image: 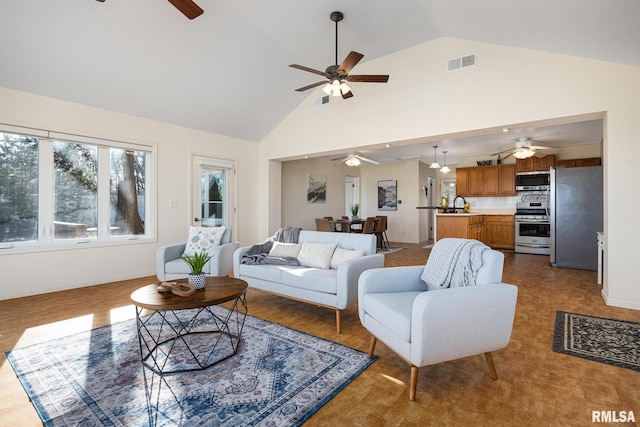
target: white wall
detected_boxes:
[281,157,357,231]
[260,37,640,310]
[0,87,260,300]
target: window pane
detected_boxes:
[110,149,146,236]
[53,141,98,239]
[0,134,39,242]
[200,167,226,227]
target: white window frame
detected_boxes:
[0,124,157,254]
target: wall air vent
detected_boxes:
[314,95,330,107]
[447,54,476,72]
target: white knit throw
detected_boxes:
[420,238,489,291]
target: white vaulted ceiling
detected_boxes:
[0,0,638,145]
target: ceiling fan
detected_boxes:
[289,11,389,99]
[167,0,203,19]
[493,137,551,160]
[332,153,380,167]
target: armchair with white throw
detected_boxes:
[358,238,518,400]
[156,227,239,281]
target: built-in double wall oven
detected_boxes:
[515,192,551,255]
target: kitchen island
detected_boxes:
[435,211,515,250]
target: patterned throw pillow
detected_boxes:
[183,226,226,257]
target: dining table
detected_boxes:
[329,218,365,232]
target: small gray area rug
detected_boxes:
[6,307,376,426]
[553,311,640,372]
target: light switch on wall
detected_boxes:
[169,200,178,208]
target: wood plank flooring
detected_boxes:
[1,243,639,426]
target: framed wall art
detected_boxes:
[377,179,397,211]
[307,173,326,203]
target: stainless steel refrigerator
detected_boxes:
[550,166,603,270]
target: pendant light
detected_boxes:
[440,151,450,173]
[429,146,441,169]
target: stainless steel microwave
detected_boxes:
[516,171,550,191]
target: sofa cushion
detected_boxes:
[330,247,364,269]
[183,226,226,257]
[269,242,302,258]
[363,291,423,342]
[297,242,337,269]
[282,268,338,294]
[238,264,298,283]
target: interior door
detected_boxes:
[191,155,236,231]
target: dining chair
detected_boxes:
[375,215,390,248]
[362,217,376,234]
[373,216,388,250]
[315,218,333,232]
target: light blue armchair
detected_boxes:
[358,244,518,400]
[156,228,239,281]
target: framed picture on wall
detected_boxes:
[307,173,326,203]
[377,179,397,211]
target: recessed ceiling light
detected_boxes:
[502,127,510,133]
[385,144,392,148]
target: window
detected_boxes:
[0,125,155,250]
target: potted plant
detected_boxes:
[350,203,360,220]
[180,251,212,289]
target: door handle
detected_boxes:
[194,218,201,222]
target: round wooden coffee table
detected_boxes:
[131,276,248,375]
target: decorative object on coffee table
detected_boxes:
[180,250,212,289]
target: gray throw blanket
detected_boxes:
[420,238,489,290]
[241,226,302,265]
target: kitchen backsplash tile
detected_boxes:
[467,196,518,210]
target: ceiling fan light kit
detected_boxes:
[345,156,362,167]
[513,148,536,159]
[289,11,389,99]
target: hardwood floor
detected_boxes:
[1,243,639,426]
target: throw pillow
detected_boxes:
[183,226,226,257]
[330,247,365,269]
[269,242,302,258]
[297,242,337,269]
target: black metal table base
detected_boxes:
[135,294,247,375]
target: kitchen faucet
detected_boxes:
[451,195,466,213]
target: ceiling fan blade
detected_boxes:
[491,148,516,156]
[337,51,364,75]
[346,74,390,83]
[341,90,354,99]
[168,0,203,19]
[289,64,330,78]
[294,81,327,92]
[356,155,380,165]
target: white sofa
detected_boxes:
[233,230,385,333]
[156,228,239,281]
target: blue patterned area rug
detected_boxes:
[552,311,640,372]
[6,308,376,426]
